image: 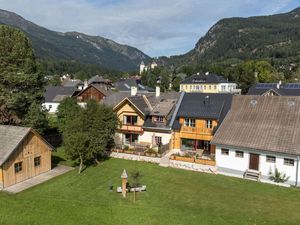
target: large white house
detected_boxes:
[212,95,300,186]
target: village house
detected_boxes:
[211,95,300,186]
[87,75,112,88]
[63,79,84,90]
[0,126,52,189]
[172,93,233,161]
[180,72,241,94]
[111,87,179,151]
[43,86,79,113]
[247,81,300,96]
[113,78,155,93]
[76,84,112,105]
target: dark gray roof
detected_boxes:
[101,92,131,107]
[113,79,155,92]
[212,95,300,155]
[172,93,233,130]
[180,73,228,84]
[88,75,111,85]
[44,86,78,103]
[63,80,83,87]
[247,83,300,96]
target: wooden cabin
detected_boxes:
[76,84,111,103]
[0,126,52,189]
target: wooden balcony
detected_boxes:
[181,126,213,135]
[118,124,143,133]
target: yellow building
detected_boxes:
[180,72,241,94]
[172,93,233,157]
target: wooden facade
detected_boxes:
[0,130,52,188]
[77,85,107,102]
[173,118,217,153]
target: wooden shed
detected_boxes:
[0,125,52,188]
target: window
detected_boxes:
[123,115,138,125]
[221,85,226,91]
[48,105,52,109]
[184,118,195,127]
[209,85,211,90]
[214,85,217,90]
[284,158,294,166]
[235,151,244,158]
[124,133,139,145]
[156,116,164,123]
[34,156,41,167]
[206,120,212,129]
[204,85,206,90]
[221,148,229,155]
[14,162,23,173]
[155,136,162,146]
[266,155,276,163]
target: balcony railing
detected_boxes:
[181,126,213,135]
[119,124,143,133]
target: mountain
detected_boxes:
[0,9,150,71]
[164,7,300,66]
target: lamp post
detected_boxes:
[121,169,128,198]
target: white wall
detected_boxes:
[43,103,60,114]
[139,131,172,145]
[216,145,300,185]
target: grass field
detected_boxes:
[0,155,300,225]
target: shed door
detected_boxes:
[249,153,259,170]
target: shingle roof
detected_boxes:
[180,73,228,84]
[247,83,300,96]
[172,93,233,130]
[0,126,30,166]
[44,86,78,103]
[211,95,300,155]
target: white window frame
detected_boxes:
[221,148,229,155]
[284,158,294,166]
[184,118,195,127]
[206,120,212,129]
[266,155,276,163]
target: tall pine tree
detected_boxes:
[0,25,44,124]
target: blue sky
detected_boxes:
[0,0,299,57]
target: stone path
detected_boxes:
[3,165,74,194]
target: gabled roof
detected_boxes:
[63,80,83,87]
[44,86,78,103]
[101,92,131,108]
[113,97,146,117]
[180,73,229,84]
[88,75,111,85]
[247,83,300,96]
[76,84,112,98]
[113,79,155,92]
[0,126,53,166]
[211,95,300,155]
[172,93,233,130]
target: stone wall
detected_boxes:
[169,160,217,173]
[110,152,161,164]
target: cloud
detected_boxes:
[0,0,297,56]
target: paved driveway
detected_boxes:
[3,165,74,194]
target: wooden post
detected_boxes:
[120,169,128,198]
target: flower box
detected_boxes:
[172,156,195,163]
[195,158,216,166]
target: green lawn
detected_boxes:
[0,157,300,225]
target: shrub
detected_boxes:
[269,167,290,183]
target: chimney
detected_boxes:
[277,80,282,89]
[205,72,209,76]
[197,72,200,75]
[156,86,160,97]
[83,80,88,89]
[131,86,137,96]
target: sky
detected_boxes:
[0,0,299,57]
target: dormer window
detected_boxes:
[156,116,164,123]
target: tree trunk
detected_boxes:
[94,155,100,165]
[78,155,83,174]
[133,190,136,203]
